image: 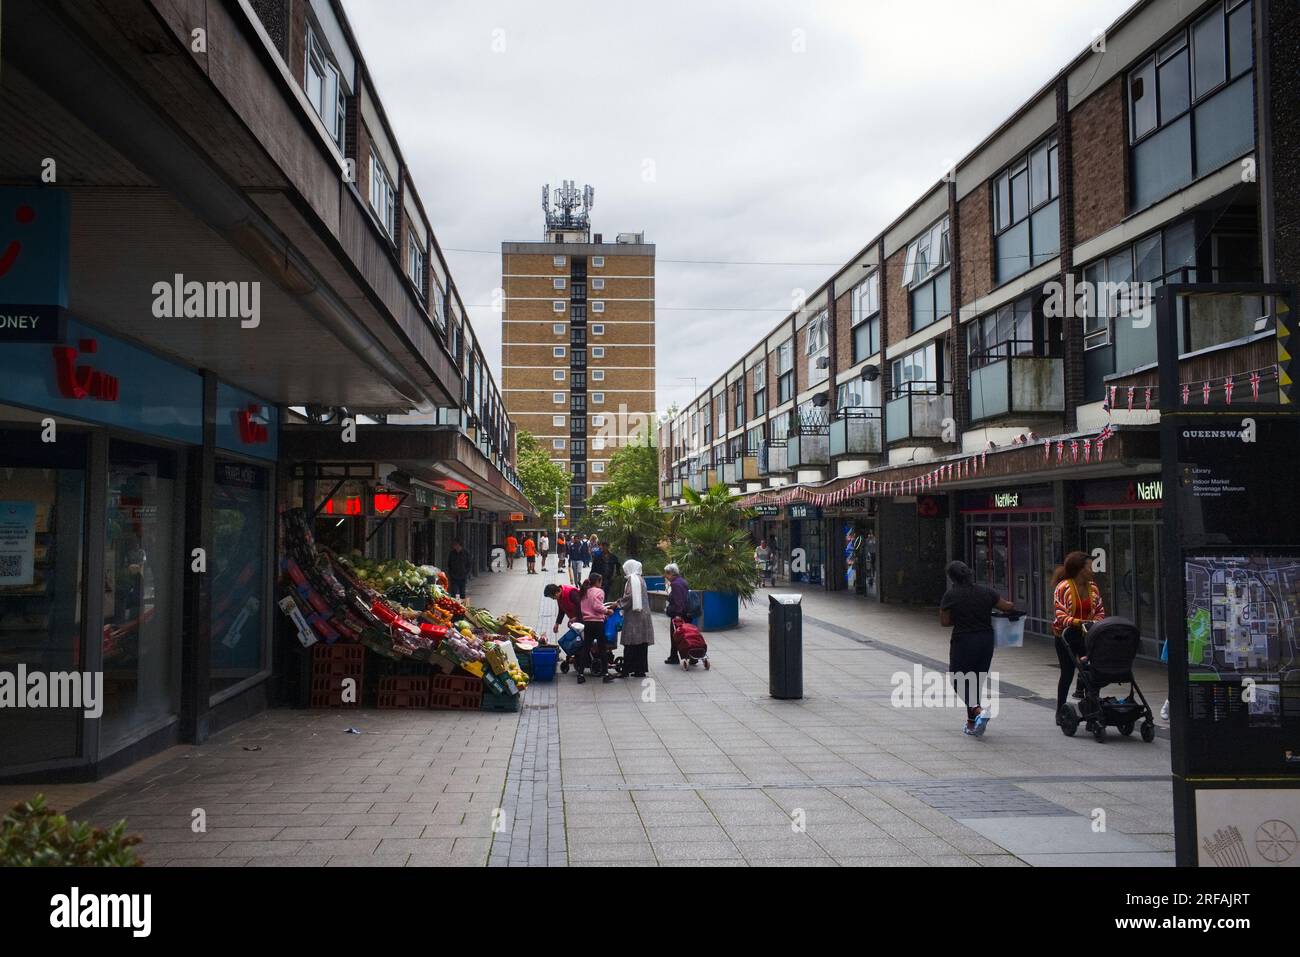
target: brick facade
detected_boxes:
[957,183,993,307]
[1069,75,1128,246]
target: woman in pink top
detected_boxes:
[577,573,612,684]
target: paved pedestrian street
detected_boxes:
[3,565,1174,867]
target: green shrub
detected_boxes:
[0,794,142,867]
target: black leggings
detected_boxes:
[949,630,995,721]
[580,619,609,675]
[1055,627,1087,711]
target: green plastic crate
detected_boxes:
[481,688,520,712]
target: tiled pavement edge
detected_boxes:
[488,570,568,867]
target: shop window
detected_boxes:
[889,341,943,398]
[102,440,181,752]
[0,435,87,767]
[752,357,767,417]
[368,148,396,239]
[210,460,270,697]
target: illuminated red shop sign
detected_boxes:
[235,404,270,444]
[52,338,118,401]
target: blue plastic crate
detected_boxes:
[530,646,558,682]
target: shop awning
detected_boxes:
[739,427,1160,507]
[281,425,534,517]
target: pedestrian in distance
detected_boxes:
[577,572,613,684]
[523,534,537,574]
[662,562,693,664]
[1052,552,1106,724]
[615,558,654,677]
[445,538,471,600]
[539,532,550,571]
[504,532,518,570]
[754,539,773,587]
[568,535,590,587]
[557,534,567,571]
[939,560,1017,737]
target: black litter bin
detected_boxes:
[769,593,803,699]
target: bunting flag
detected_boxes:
[1070,440,1079,463]
[1044,438,1051,463]
[1250,370,1261,400]
[1202,380,1211,405]
[1056,440,1064,465]
[1144,387,1152,412]
[1096,437,1106,461]
[1126,386,1135,411]
[1224,376,1235,405]
[981,449,988,469]
[1083,438,1092,464]
[1182,383,1190,405]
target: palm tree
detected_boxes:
[667,484,761,601]
[596,494,667,571]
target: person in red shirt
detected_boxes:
[523,535,537,574]
[504,533,518,570]
[545,583,582,633]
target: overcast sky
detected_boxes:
[343,0,1134,413]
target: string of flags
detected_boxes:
[736,364,1277,509]
[1102,364,1279,412]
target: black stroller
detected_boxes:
[1057,616,1156,743]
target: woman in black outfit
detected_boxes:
[939,560,1017,737]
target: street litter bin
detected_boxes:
[769,593,803,699]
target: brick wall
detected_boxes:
[834,287,854,366]
[883,248,909,348]
[957,183,993,306]
[1070,75,1128,246]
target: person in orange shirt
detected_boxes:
[504,533,518,570]
[523,535,537,574]
[1052,551,1106,722]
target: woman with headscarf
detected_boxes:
[939,560,1016,737]
[615,558,654,677]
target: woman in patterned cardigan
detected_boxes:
[1052,551,1106,723]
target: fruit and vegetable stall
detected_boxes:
[277,508,552,712]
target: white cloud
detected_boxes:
[342,0,1134,413]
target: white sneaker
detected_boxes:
[1159,699,1170,721]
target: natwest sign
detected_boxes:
[52,338,118,401]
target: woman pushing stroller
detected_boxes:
[1052,551,1106,726]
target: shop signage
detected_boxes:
[751,504,779,516]
[1134,479,1162,502]
[992,492,1019,508]
[235,404,270,444]
[509,512,525,522]
[53,339,119,401]
[453,492,473,511]
[0,188,69,309]
[0,305,64,342]
[373,493,402,514]
[788,504,820,520]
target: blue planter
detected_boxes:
[698,590,739,631]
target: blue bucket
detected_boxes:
[530,646,559,682]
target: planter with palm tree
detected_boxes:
[667,485,761,630]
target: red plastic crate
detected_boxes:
[308,673,361,708]
[376,676,430,709]
[377,691,431,709]
[428,688,483,711]
[311,642,365,679]
[431,674,480,695]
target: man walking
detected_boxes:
[539,532,550,571]
[568,535,589,585]
[504,531,518,570]
[446,539,471,600]
[523,534,537,574]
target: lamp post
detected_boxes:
[554,488,560,573]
